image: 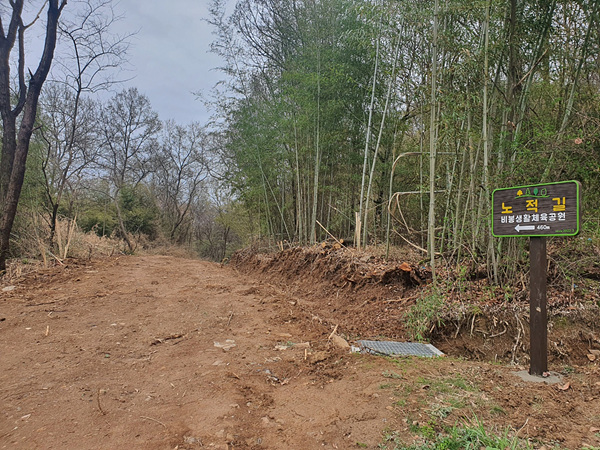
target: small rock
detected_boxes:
[587,354,596,362]
[215,429,226,438]
[2,285,15,292]
[264,356,281,363]
[310,351,328,363]
[214,340,236,351]
[183,436,201,445]
[330,334,350,349]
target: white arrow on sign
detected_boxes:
[515,224,536,232]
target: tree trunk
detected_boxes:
[0,1,66,272]
[310,49,321,245]
[428,0,440,283]
[358,21,381,249]
[363,32,401,247]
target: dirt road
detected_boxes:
[1,255,599,449]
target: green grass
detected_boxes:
[382,370,403,379]
[380,417,530,450]
[428,404,454,419]
[416,375,475,395]
[490,405,506,415]
[404,290,444,342]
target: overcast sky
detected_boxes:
[9,1,227,124]
[109,0,225,124]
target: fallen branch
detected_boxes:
[150,333,185,346]
[384,294,418,303]
[316,220,345,248]
[26,301,57,307]
[516,417,530,437]
[392,229,442,256]
[489,326,508,338]
[140,416,167,428]
[328,324,339,340]
[97,389,106,415]
[47,251,64,265]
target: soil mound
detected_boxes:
[230,245,429,340]
[230,244,600,367]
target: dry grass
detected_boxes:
[2,216,124,283]
[2,259,45,282]
[2,216,202,283]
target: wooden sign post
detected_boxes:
[492,181,581,376]
[529,236,547,375]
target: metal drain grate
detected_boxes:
[357,340,444,358]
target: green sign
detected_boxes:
[492,181,581,237]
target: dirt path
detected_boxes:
[1,256,401,449]
[1,255,599,449]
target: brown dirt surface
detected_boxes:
[2,252,600,449]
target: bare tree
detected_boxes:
[55,0,130,94]
[0,0,68,272]
[37,84,99,244]
[37,0,129,247]
[98,87,161,252]
[153,121,208,243]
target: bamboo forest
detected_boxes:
[207,0,600,283]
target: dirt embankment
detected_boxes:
[231,245,600,368]
[1,251,599,449]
